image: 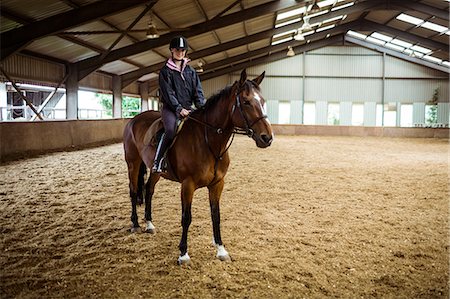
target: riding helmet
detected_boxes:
[169,36,189,50]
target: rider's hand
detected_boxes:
[179,108,191,118]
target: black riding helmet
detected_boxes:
[169,36,189,51]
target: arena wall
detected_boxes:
[1,120,449,163]
[0,119,128,162]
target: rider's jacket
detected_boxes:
[159,58,205,116]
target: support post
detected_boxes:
[139,81,149,112]
[66,64,79,120]
[112,75,122,118]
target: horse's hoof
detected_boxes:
[216,245,231,261]
[130,226,140,233]
[145,221,155,234]
[177,253,191,265]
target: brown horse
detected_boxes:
[123,69,273,264]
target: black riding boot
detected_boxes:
[152,133,170,173]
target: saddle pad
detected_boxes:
[143,117,187,146]
[143,118,163,146]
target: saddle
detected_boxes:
[143,117,186,147]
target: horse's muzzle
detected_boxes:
[255,133,273,148]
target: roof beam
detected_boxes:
[77,0,301,80]
[0,0,152,60]
[121,17,362,86]
[344,35,449,74]
[199,35,344,81]
[360,20,448,52]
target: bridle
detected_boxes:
[187,86,268,138]
[186,85,268,175]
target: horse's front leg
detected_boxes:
[178,179,195,265]
[208,179,231,261]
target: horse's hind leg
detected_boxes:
[208,179,231,261]
[144,172,160,234]
[136,162,147,205]
[126,158,142,232]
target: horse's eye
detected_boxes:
[243,100,251,105]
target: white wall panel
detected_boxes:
[306,78,382,102]
[315,101,328,125]
[364,102,377,126]
[266,100,279,124]
[437,103,449,124]
[261,77,302,101]
[340,102,352,125]
[290,100,303,124]
[246,55,303,76]
[413,103,425,125]
[202,75,230,98]
[306,53,382,77]
[385,79,449,103]
[385,56,448,78]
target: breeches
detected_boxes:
[161,105,177,140]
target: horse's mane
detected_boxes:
[196,80,259,114]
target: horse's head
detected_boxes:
[231,69,273,148]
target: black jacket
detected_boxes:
[159,62,205,115]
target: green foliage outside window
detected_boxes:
[96,93,141,118]
[426,87,439,124]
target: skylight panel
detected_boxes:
[318,0,338,7]
[423,55,442,64]
[366,36,386,46]
[316,24,335,32]
[276,18,302,28]
[277,7,306,21]
[421,21,448,33]
[331,2,354,11]
[384,43,405,52]
[396,13,423,25]
[271,37,293,45]
[322,15,345,23]
[370,32,392,42]
[410,45,432,54]
[273,29,297,39]
[391,38,412,48]
[442,61,450,67]
[347,30,366,39]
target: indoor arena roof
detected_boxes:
[1,0,449,88]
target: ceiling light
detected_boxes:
[302,17,312,30]
[294,30,305,41]
[287,46,295,57]
[196,61,204,73]
[310,1,321,13]
[146,24,159,39]
[146,12,160,39]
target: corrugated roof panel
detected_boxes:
[99,60,139,75]
[226,45,249,57]
[127,50,166,66]
[154,0,206,28]
[1,0,72,21]
[188,32,220,51]
[0,17,20,33]
[197,0,242,20]
[203,52,228,64]
[245,15,275,34]
[215,23,246,43]
[248,39,271,51]
[242,0,275,9]
[25,36,98,62]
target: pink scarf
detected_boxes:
[166,58,190,80]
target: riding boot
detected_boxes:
[152,133,170,173]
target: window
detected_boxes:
[400,104,413,127]
[384,103,397,126]
[328,103,340,125]
[352,103,364,126]
[303,102,315,125]
[278,101,290,124]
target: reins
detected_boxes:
[186,86,267,179]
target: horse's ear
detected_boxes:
[252,71,265,86]
[239,69,247,87]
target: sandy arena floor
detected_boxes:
[0,135,448,298]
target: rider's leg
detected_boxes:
[152,106,177,173]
